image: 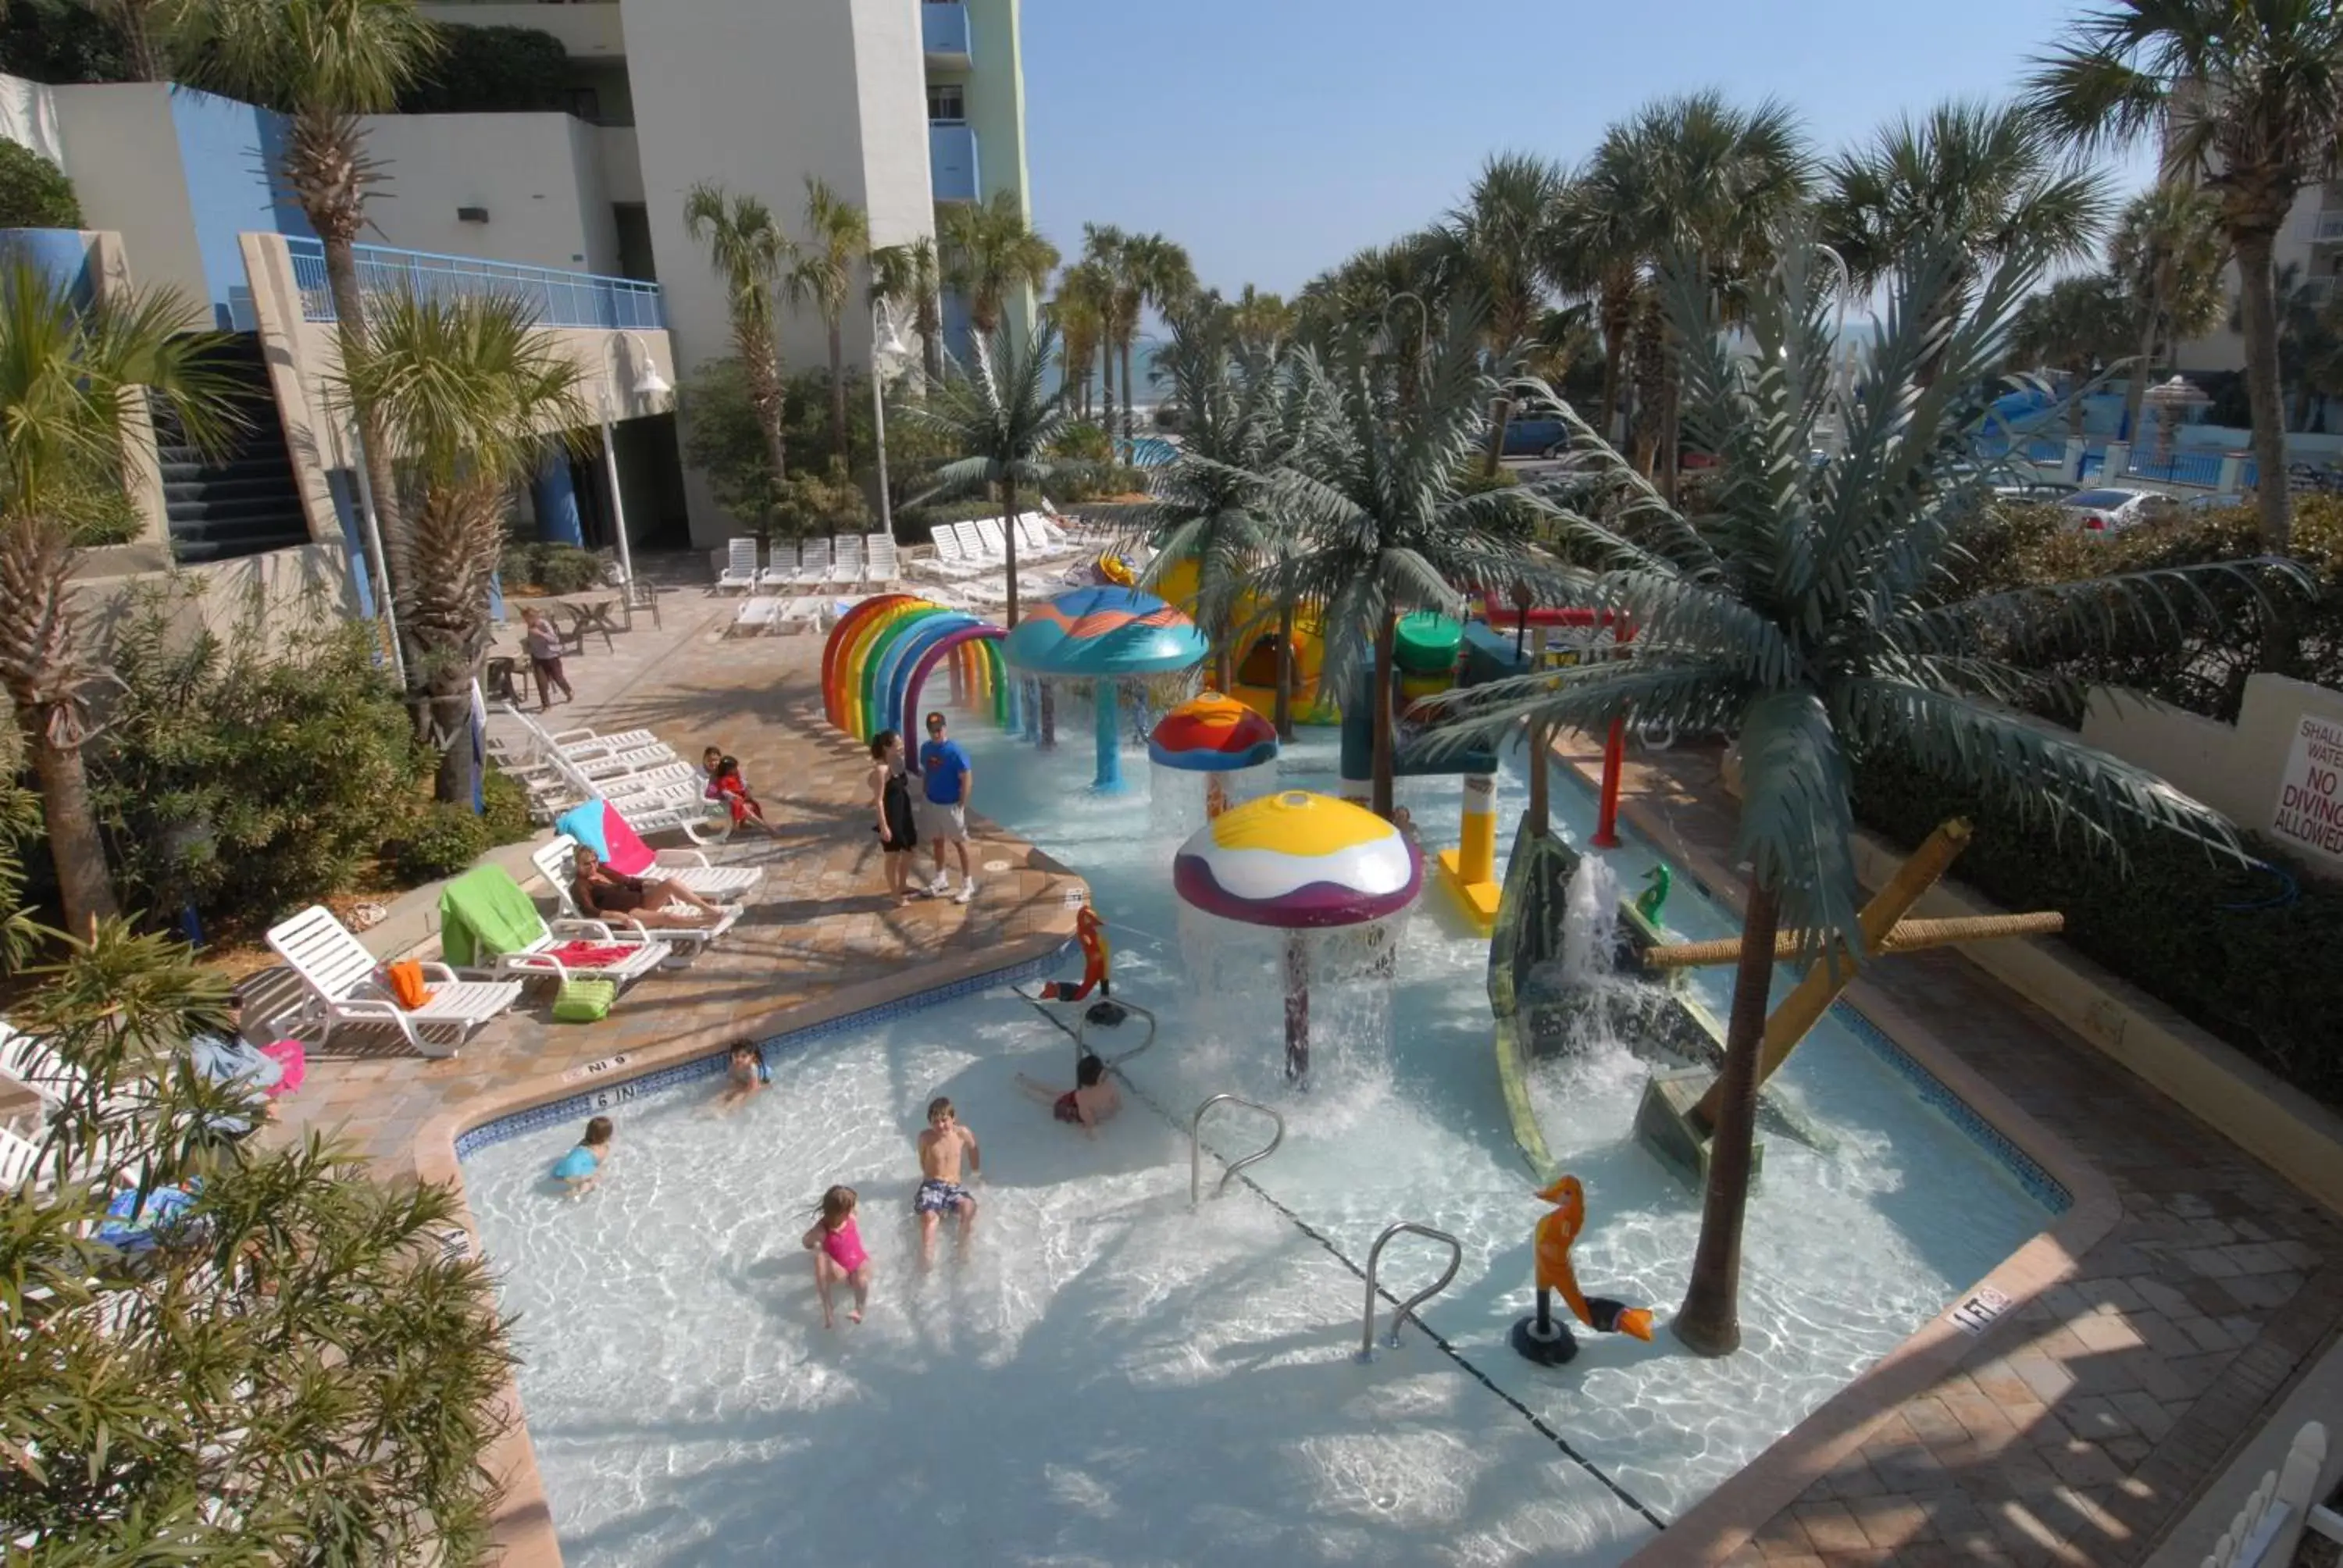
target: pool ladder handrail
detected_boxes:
[1355,1221,1464,1363]
[1189,1092,1285,1206]
[1075,999,1157,1067]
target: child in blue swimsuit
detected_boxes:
[551,1115,614,1196]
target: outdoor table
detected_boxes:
[541,591,624,654]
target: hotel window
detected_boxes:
[927,84,965,123]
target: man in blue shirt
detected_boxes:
[917,711,976,903]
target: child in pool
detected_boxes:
[801,1185,872,1327]
[551,1115,613,1196]
[1016,1051,1121,1137]
[914,1096,980,1266]
[714,1040,766,1114]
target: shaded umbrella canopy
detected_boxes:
[1148,691,1280,772]
[1000,587,1210,678]
[1174,790,1423,928]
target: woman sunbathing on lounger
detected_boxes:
[569,844,726,929]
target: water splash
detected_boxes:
[1559,853,1622,989]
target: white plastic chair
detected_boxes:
[716,537,759,592]
[831,534,868,590]
[776,596,829,634]
[755,540,800,592]
[266,907,524,1058]
[530,837,740,958]
[953,520,1000,565]
[794,536,834,589]
[447,868,672,989]
[731,597,783,636]
[865,533,903,590]
[0,1124,43,1191]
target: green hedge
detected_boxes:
[1853,750,2343,1108]
[398,24,571,114]
[0,140,82,229]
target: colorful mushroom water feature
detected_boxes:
[1001,587,1210,790]
[1172,789,1423,1085]
[1148,690,1280,820]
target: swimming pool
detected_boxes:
[460,705,2053,1566]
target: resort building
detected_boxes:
[2172,179,2343,376]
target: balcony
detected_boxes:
[930,123,981,203]
[922,1,972,66]
[284,237,665,330]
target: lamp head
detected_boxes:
[631,363,672,401]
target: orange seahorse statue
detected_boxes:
[1039,907,1112,1002]
[1515,1175,1653,1364]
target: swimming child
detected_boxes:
[914,1096,980,1265]
[551,1115,613,1196]
[801,1184,873,1328]
[1016,1051,1121,1137]
[715,1040,766,1114]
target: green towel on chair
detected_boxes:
[438,864,549,969]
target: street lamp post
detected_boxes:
[871,300,909,537]
[599,330,672,588]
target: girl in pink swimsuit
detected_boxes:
[801,1185,872,1328]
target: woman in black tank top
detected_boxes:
[869,730,920,903]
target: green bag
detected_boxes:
[551,978,617,1024]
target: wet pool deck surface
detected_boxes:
[255,566,2343,1567]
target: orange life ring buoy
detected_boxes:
[1040,906,1112,1001]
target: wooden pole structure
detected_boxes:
[1640,911,2064,970]
[1689,818,1972,1135]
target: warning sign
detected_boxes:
[2271,712,2343,864]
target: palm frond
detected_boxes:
[1733,689,1865,960]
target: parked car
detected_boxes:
[1500,416,1567,458]
[2057,486,2174,534]
[1992,481,2080,504]
[2182,491,2247,515]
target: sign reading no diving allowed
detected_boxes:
[2272,713,2343,863]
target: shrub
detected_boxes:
[773,461,871,542]
[480,768,533,846]
[386,801,491,883]
[398,23,570,114]
[1050,421,1114,465]
[0,139,83,228]
[91,608,434,935]
[1853,748,2343,1109]
[0,0,131,84]
[533,543,604,593]
[1050,465,1150,503]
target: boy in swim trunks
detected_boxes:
[915,1096,980,1265]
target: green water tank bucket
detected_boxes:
[1393,612,1464,675]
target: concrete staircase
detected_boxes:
[154,333,312,566]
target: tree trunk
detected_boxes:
[1122,339,1138,446]
[828,318,849,466]
[1371,611,1396,820]
[24,711,117,931]
[922,301,943,387]
[2234,230,2297,671]
[1001,478,1021,629]
[1674,881,1781,1357]
[1274,599,1296,741]
[2122,299,2159,443]
[116,0,163,80]
[320,236,406,607]
[1598,273,1632,444]
[1100,339,1118,447]
[1483,393,1510,477]
[429,674,476,807]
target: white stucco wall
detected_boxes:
[45,84,207,307]
[851,0,936,254]
[357,112,622,276]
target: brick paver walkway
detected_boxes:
[263,575,1084,1181]
[1564,738,2343,1568]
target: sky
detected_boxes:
[1020,0,2158,301]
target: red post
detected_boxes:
[1592,717,1626,848]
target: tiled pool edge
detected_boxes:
[412,922,1082,1568]
[1553,743,2124,1568]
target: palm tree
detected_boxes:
[1294,234,1460,411]
[337,292,587,805]
[1080,224,1136,443]
[2028,0,2343,559]
[939,192,1059,341]
[1121,315,1289,690]
[871,236,944,387]
[1119,232,1197,443]
[898,324,1073,627]
[88,0,168,77]
[166,0,440,565]
[685,184,795,507]
[1047,259,1112,422]
[1554,147,1655,445]
[1225,284,1299,354]
[1444,151,1569,472]
[2007,273,2134,434]
[789,176,869,464]
[0,259,243,932]
[2109,183,2228,442]
[1262,298,1542,819]
[1453,227,2283,1355]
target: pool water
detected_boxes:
[462,703,2051,1566]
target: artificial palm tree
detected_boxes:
[1445,151,1571,473]
[685,183,795,504]
[2008,273,2134,434]
[789,176,870,464]
[0,258,242,933]
[2109,183,2228,442]
[166,0,440,561]
[2029,0,2343,558]
[337,292,587,805]
[1261,298,1542,819]
[1453,226,2282,1356]
[871,235,944,387]
[939,192,1059,340]
[897,324,1073,627]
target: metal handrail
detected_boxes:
[1076,999,1156,1067]
[283,237,666,331]
[1355,1221,1464,1363]
[1189,1093,1284,1206]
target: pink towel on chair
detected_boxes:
[259,1039,307,1098]
[601,810,658,878]
[543,941,644,969]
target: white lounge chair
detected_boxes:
[530,837,741,960]
[731,596,783,636]
[716,537,759,593]
[796,536,834,590]
[266,906,524,1059]
[865,533,903,590]
[953,520,1000,565]
[831,533,867,591]
[776,595,829,634]
[0,1124,43,1191]
[757,540,801,593]
[911,529,983,580]
[604,788,733,845]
